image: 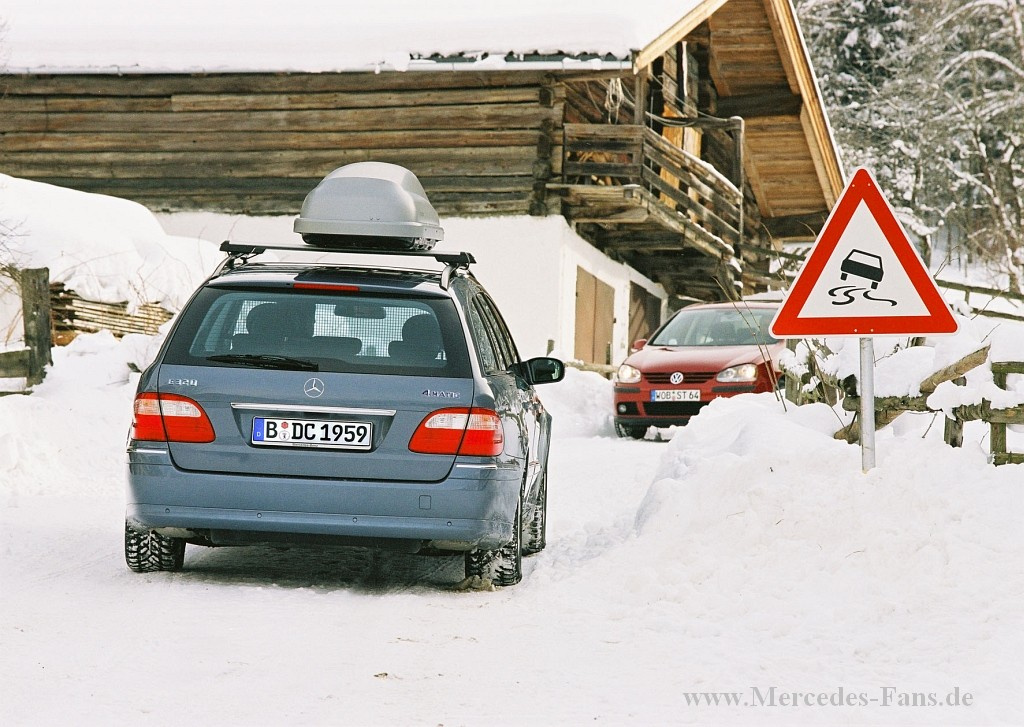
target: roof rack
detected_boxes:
[215,241,476,289]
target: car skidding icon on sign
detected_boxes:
[831,249,897,307]
[840,250,883,288]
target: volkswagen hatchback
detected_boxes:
[613,302,783,438]
[124,163,564,586]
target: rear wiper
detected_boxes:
[207,354,319,371]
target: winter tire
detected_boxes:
[522,470,547,555]
[465,498,522,587]
[124,522,186,573]
[615,422,647,439]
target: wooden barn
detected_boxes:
[0,0,844,365]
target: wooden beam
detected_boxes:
[5,147,539,178]
[715,91,801,118]
[2,104,560,134]
[0,349,29,379]
[0,70,553,96]
[761,211,828,240]
[0,129,543,153]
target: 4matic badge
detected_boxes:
[422,389,460,399]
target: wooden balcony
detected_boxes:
[548,123,744,299]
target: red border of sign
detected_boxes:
[770,168,958,337]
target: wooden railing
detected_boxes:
[561,123,743,252]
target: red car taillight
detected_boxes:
[409,407,504,456]
[132,393,216,443]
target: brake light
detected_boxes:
[409,408,503,456]
[132,393,216,443]
[293,283,361,292]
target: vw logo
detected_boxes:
[669,372,685,385]
[303,377,325,398]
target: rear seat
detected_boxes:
[309,336,362,361]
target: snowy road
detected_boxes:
[2,433,666,725]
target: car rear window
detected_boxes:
[162,287,472,377]
[650,307,779,347]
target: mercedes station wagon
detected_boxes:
[613,301,783,438]
[125,163,564,586]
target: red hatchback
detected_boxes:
[613,302,784,438]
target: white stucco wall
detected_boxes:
[156,212,666,363]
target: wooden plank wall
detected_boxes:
[0,71,568,216]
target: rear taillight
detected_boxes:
[409,408,503,456]
[132,393,216,443]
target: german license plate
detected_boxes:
[651,389,701,402]
[252,417,373,450]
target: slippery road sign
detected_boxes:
[770,168,958,337]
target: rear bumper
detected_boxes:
[126,447,520,551]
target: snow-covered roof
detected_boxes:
[1,0,705,74]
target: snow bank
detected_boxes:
[544,391,1024,722]
[0,331,141,495]
[0,175,222,311]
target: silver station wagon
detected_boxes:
[125,163,564,586]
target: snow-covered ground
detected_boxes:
[3,175,1024,724]
[1,326,1023,724]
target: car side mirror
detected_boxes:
[512,357,565,385]
[632,339,647,352]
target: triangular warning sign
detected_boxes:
[771,167,958,337]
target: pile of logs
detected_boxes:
[50,283,172,342]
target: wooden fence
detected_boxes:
[0,268,52,388]
[833,346,1024,465]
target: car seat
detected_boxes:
[388,314,443,367]
[233,303,306,355]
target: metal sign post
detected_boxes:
[859,337,876,472]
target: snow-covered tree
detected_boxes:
[797,0,1024,286]
[921,0,1024,282]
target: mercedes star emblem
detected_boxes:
[669,372,684,385]
[303,377,325,398]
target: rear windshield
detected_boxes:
[650,307,779,347]
[162,287,472,377]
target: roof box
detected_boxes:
[294,162,444,251]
